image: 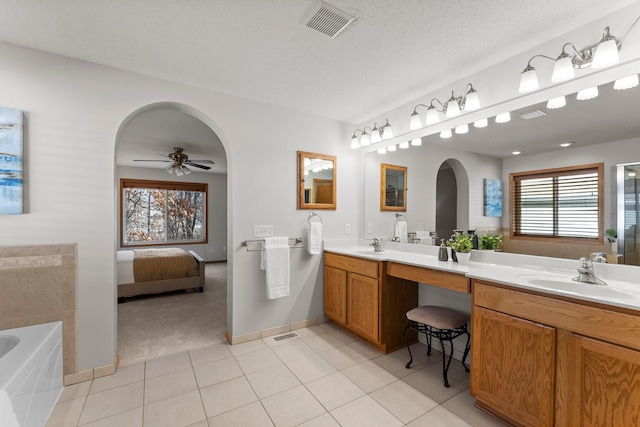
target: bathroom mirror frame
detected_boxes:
[380,163,407,211]
[297,151,337,210]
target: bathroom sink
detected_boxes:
[515,274,631,299]
[349,249,386,256]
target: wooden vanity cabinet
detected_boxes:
[324,252,417,353]
[472,280,640,427]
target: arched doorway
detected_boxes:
[114,102,230,364]
[436,159,469,240]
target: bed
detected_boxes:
[117,248,205,303]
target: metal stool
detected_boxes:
[404,305,471,387]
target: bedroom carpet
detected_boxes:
[117,262,227,365]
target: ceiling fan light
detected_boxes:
[425,108,440,125]
[551,56,575,83]
[473,118,488,128]
[440,129,452,139]
[519,68,539,93]
[577,86,598,100]
[592,38,619,69]
[495,112,511,124]
[614,74,639,90]
[409,112,422,130]
[411,138,422,146]
[399,141,410,149]
[546,96,566,109]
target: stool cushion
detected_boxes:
[406,306,469,330]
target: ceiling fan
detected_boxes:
[133,147,214,175]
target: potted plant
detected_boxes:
[479,233,503,251]
[606,228,617,253]
[447,232,472,264]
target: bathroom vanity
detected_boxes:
[323,241,640,426]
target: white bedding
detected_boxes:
[117,250,135,285]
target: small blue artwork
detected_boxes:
[0,107,24,214]
[484,178,502,217]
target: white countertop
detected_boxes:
[323,239,640,312]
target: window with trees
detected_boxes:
[120,179,207,246]
[510,163,603,242]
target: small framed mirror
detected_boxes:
[381,163,407,211]
[297,151,336,210]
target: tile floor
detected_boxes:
[46,323,506,426]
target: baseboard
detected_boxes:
[229,315,327,345]
[63,361,118,386]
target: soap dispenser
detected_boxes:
[438,239,449,261]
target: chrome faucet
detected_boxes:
[369,238,384,252]
[573,257,607,285]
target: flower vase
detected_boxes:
[456,251,471,265]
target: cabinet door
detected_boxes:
[324,266,347,325]
[559,335,640,426]
[471,306,555,427]
[347,273,379,342]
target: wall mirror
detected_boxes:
[380,163,407,211]
[297,151,336,210]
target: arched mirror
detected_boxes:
[297,151,336,210]
[380,163,407,211]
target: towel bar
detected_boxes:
[242,237,304,252]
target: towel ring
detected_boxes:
[309,212,323,223]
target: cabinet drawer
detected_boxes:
[388,262,469,293]
[473,280,640,352]
[324,252,379,279]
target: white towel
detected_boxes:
[414,230,431,245]
[262,236,290,299]
[395,220,408,243]
[307,222,322,255]
[0,390,19,427]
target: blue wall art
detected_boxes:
[484,178,502,217]
[0,107,24,214]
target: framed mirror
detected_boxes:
[381,163,407,211]
[297,151,336,210]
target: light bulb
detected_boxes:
[474,118,488,128]
[399,141,410,149]
[551,56,575,83]
[519,68,539,93]
[464,90,480,111]
[440,129,452,139]
[425,108,440,125]
[411,138,422,146]
[546,96,566,109]
[495,112,511,123]
[592,38,619,69]
[455,124,469,134]
[577,86,598,100]
[409,112,422,130]
[614,75,639,90]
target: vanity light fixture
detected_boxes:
[350,120,393,149]
[546,96,567,109]
[411,138,422,146]
[473,118,488,128]
[387,143,397,152]
[614,74,639,90]
[518,15,640,94]
[377,147,387,154]
[409,83,480,129]
[495,112,511,124]
[440,129,452,139]
[455,124,469,134]
[399,141,410,149]
[560,142,575,148]
[577,86,599,100]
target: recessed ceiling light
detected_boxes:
[560,142,575,147]
[512,150,523,155]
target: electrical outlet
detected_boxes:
[253,225,274,238]
[345,224,351,234]
[367,223,373,234]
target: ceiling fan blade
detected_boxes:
[133,159,171,162]
[187,159,215,164]
[185,161,211,170]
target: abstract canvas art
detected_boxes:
[0,107,24,214]
[484,178,502,217]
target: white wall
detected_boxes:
[116,166,227,262]
[0,41,358,370]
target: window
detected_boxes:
[120,179,207,246]
[510,163,603,242]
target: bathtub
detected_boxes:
[0,322,63,427]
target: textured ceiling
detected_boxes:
[0,0,636,124]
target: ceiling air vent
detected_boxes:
[518,109,547,120]
[302,1,356,38]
